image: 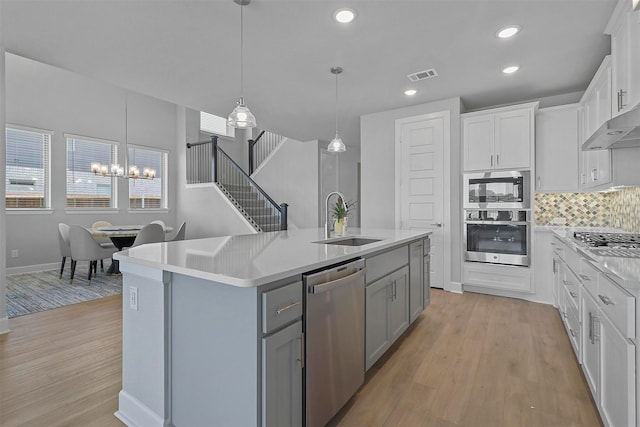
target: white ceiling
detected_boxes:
[0,0,617,147]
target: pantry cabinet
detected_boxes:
[462,103,537,172]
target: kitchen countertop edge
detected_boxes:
[114,228,432,288]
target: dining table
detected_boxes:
[91,225,173,275]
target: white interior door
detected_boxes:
[397,114,446,289]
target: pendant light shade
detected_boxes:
[328,66,346,153]
[228,0,256,129]
[228,97,256,128]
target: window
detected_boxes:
[128,145,167,209]
[6,126,51,209]
[200,111,235,138]
[66,135,117,208]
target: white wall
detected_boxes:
[4,53,178,270]
[176,107,255,238]
[0,44,9,333]
[252,137,319,228]
[318,144,361,229]
[360,97,463,284]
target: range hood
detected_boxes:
[582,105,640,151]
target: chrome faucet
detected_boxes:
[325,191,347,239]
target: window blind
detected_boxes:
[6,127,50,208]
[128,146,166,209]
[66,136,116,208]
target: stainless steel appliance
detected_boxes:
[573,231,640,258]
[464,210,531,266]
[464,170,530,209]
[303,259,366,427]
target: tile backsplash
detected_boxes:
[609,187,640,232]
[535,192,611,228]
[535,188,640,232]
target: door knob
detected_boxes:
[431,222,443,227]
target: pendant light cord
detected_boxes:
[240,4,244,100]
[334,71,338,135]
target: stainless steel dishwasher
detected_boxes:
[303,258,365,427]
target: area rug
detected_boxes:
[6,268,122,318]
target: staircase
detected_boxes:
[187,135,288,232]
[219,184,283,232]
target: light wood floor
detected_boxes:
[0,290,602,427]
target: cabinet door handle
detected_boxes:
[581,173,586,185]
[276,300,302,315]
[598,294,615,305]
[430,222,443,227]
[490,154,493,167]
[393,281,397,300]
[589,311,594,344]
[298,333,305,369]
[619,89,627,111]
[592,168,598,182]
[496,154,500,166]
[537,176,541,189]
[562,279,572,287]
[579,274,591,282]
[563,311,568,319]
[569,291,578,299]
[552,259,557,273]
[570,329,577,338]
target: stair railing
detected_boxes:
[248,130,283,175]
[187,136,288,231]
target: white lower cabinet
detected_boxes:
[599,313,636,427]
[262,321,303,427]
[582,290,601,401]
[365,266,410,371]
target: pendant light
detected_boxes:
[328,66,346,153]
[91,92,155,180]
[227,0,256,129]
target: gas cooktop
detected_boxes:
[573,232,640,257]
[573,231,640,247]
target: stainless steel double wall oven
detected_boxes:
[464,171,531,267]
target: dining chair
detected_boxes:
[57,223,72,279]
[69,225,119,284]
[150,219,166,231]
[171,221,187,241]
[132,223,165,247]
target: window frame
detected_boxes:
[5,124,53,211]
[65,133,119,211]
[127,143,169,211]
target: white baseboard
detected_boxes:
[0,316,10,335]
[7,262,59,276]
[463,284,553,305]
[115,390,165,427]
[446,281,463,294]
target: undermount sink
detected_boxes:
[315,237,383,247]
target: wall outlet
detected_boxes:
[552,217,566,225]
[10,249,19,258]
[129,286,138,311]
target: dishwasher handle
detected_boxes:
[310,268,366,295]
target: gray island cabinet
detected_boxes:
[113,227,430,427]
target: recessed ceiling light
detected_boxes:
[405,89,417,96]
[496,25,520,38]
[502,65,520,74]
[334,8,356,24]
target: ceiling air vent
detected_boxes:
[407,68,438,82]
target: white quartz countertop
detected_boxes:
[114,227,431,287]
[551,228,640,292]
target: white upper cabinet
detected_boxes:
[535,104,580,193]
[579,57,613,189]
[607,1,640,117]
[463,103,537,172]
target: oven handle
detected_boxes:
[465,220,530,226]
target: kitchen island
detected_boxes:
[113,227,431,427]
